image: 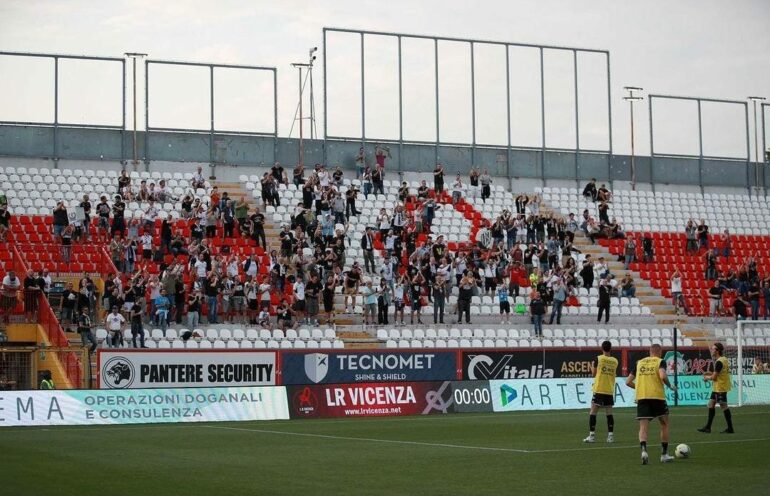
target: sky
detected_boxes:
[0,0,768,159]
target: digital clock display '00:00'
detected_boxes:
[451,381,494,413]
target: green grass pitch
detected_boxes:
[4,406,769,495]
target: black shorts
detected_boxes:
[499,301,511,314]
[247,299,258,311]
[710,392,728,403]
[592,393,614,407]
[636,399,669,419]
[293,299,306,312]
[394,299,404,311]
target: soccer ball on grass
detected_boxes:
[675,443,690,459]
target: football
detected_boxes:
[675,444,691,459]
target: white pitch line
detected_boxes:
[202,424,531,453]
[527,437,770,454]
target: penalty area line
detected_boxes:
[202,425,531,453]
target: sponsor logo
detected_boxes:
[102,357,135,389]
[422,381,453,414]
[292,386,319,417]
[663,351,712,375]
[467,354,555,380]
[325,385,417,407]
[500,384,517,406]
[304,353,329,384]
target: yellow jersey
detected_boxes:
[713,356,732,393]
[635,356,665,401]
[592,354,618,395]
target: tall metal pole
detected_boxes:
[648,96,655,191]
[125,53,147,167]
[697,99,704,194]
[53,56,58,163]
[470,42,476,167]
[749,97,766,190]
[606,52,613,185]
[298,66,304,166]
[573,50,579,184]
[120,59,126,166]
[434,38,440,166]
[209,65,215,170]
[539,47,545,185]
[398,36,403,174]
[624,87,643,190]
[322,29,328,165]
[133,57,138,165]
[505,45,511,182]
[361,33,366,153]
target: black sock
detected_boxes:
[589,414,597,433]
[607,415,614,433]
[640,441,647,452]
[706,407,716,428]
[661,442,668,455]
[724,409,734,430]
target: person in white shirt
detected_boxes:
[1,271,21,323]
[191,166,206,190]
[143,201,158,230]
[104,306,126,348]
[140,232,154,261]
[259,280,272,312]
[452,175,464,204]
[291,277,305,323]
[381,254,397,291]
[226,256,240,279]
[194,256,208,285]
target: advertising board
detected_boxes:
[462,350,603,380]
[0,386,289,427]
[98,351,276,389]
[281,351,457,385]
[490,378,635,412]
[287,381,455,418]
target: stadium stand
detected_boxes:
[2,161,767,356]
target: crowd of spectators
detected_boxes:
[3,159,651,347]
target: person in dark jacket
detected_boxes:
[597,277,611,324]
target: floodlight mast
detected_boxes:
[624,87,644,190]
[290,48,318,167]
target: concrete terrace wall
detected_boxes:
[0,124,761,195]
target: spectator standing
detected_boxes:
[377,277,392,325]
[733,294,748,321]
[685,220,698,253]
[52,201,69,243]
[361,280,376,325]
[361,228,376,275]
[432,275,447,325]
[597,278,611,324]
[705,248,718,280]
[624,237,637,270]
[548,279,567,325]
[130,298,147,347]
[480,168,492,203]
[375,144,389,170]
[708,279,723,323]
[355,146,365,178]
[451,175,464,204]
[697,219,709,251]
[1,270,20,323]
[456,272,474,325]
[76,307,97,354]
[747,279,760,320]
[433,164,445,194]
[468,166,480,200]
[530,291,546,337]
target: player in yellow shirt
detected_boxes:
[698,342,735,434]
[626,343,678,464]
[583,340,618,443]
